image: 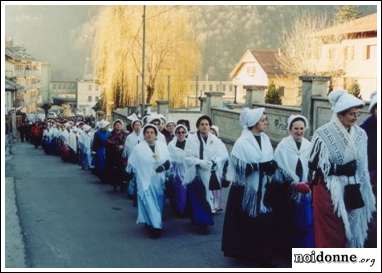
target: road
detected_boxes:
[6,142,284,268]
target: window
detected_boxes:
[344,46,354,61]
[95,96,99,101]
[328,47,336,60]
[88,96,92,102]
[229,85,233,92]
[222,85,226,92]
[246,65,256,76]
[209,84,213,91]
[366,45,376,60]
[88,84,92,91]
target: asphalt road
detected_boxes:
[6,142,280,268]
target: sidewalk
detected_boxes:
[5,177,26,268]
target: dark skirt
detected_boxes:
[187,176,213,226]
[168,174,188,217]
[222,184,273,260]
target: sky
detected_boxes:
[5,5,99,80]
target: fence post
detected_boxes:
[244,85,266,107]
[156,100,169,115]
[299,75,330,137]
[205,91,224,116]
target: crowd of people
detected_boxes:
[23,89,377,265]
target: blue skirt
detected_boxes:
[168,173,188,216]
[137,177,165,229]
[187,176,213,226]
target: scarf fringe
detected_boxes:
[241,183,271,218]
[229,156,247,186]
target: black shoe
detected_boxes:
[149,228,162,239]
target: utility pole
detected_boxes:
[167,75,170,109]
[136,75,139,106]
[141,5,146,118]
[195,75,199,107]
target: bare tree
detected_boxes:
[277,14,342,77]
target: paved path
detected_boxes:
[6,143,267,268]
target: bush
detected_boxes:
[265,82,282,105]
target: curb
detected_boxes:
[5,177,27,268]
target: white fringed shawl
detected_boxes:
[127,140,170,193]
[184,132,229,208]
[168,139,187,184]
[274,135,311,183]
[122,131,141,159]
[227,129,274,218]
[309,116,376,247]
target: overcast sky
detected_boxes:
[5,5,99,80]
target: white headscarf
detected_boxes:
[328,90,364,113]
[113,119,124,128]
[368,91,377,113]
[98,120,110,129]
[174,124,188,137]
[287,114,309,131]
[210,125,219,137]
[83,125,92,132]
[239,107,265,129]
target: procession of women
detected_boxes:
[26,90,377,266]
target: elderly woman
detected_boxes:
[127,124,171,238]
[273,114,314,253]
[184,115,229,234]
[222,108,277,264]
[167,124,189,217]
[309,90,375,248]
[105,120,128,192]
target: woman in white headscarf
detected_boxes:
[210,125,229,214]
[308,90,375,248]
[80,124,93,170]
[167,124,189,217]
[184,115,229,234]
[123,118,143,204]
[273,114,314,253]
[92,120,111,183]
[222,107,277,264]
[127,124,171,238]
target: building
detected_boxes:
[313,13,377,99]
[5,42,42,113]
[5,39,52,112]
[39,62,52,103]
[185,80,235,107]
[230,49,299,105]
[49,81,77,107]
[76,80,102,116]
[5,77,24,113]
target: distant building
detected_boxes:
[49,81,77,107]
[314,13,377,99]
[5,40,45,113]
[185,80,235,107]
[76,80,102,116]
[230,49,299,105]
